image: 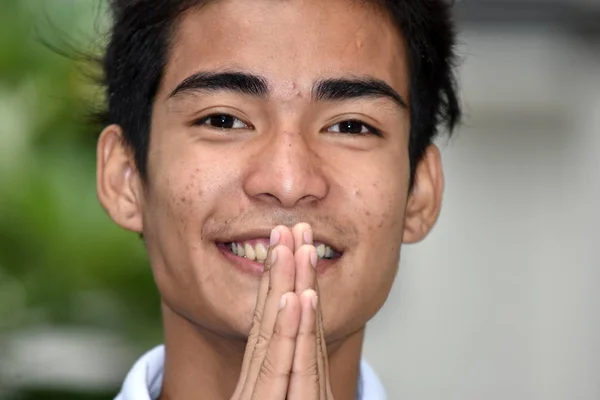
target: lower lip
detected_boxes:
[216,243,339,277]
[217,243,265,277]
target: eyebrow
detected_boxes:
[314,77,408,110]
[168,71,407,109]
[168,71,269,98]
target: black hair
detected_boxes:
[100,0,461,185]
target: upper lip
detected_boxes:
[214,228,272,244]
[214,227,344,253]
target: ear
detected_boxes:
[402,144,444,244]
[96,125,144,233]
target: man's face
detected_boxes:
[104,0,433,342]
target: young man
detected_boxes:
[97,0,460,398]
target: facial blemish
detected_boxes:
[355,38,364,51]
[291,82,303,98]
[279,81,301,100]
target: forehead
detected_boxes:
[160,0,408,99]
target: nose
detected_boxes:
[243,130,328,208]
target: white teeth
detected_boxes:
[244,243,256,261]
[317,244,326,258]
[255,243,268,262]
[236,243,245,257]
[228,241,335,262]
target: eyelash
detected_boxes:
[194,114,252,130]
[325,119,382,137]
[194,113,382,137]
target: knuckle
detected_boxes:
[299,322,317,335]
[259,356,289,382]
[250,340,268,362]
[293,357,319,376]
[245,335,257,350]
[273,324,296,341]
[257,329,271,344]
[251,309,263,328]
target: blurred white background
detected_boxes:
[365,1,600,399]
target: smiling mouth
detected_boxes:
[218,239,341,264]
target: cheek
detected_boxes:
[349,150,409,246]
[321,152,409,336]
[147,138,239,227]
[354,177,406,279]
[368,181,406,236]
[148,168,203,240]
[146,114,242,220]
[144,136,245,266]
[141,164,206,301]
[141,143,258,335]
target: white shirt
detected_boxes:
[115,345,386,400]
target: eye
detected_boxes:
[195,113,250,130]
[326,120,381,136]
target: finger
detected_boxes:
[288,289,320,399]
[292,222,313,253]
[294,244,317,294]
[251,292,301,400]
[250,226,294,332]
[273,224,296,254]
[234,227,280,396]
[241,243,297,397]
[254,226,295,344]
[234,226,295,397]
[315,281,334,398]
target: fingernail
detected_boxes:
[303,228,313,245]
[270,247,278,265]
[279,293,288,310]
[270,228,280,246]
[310,248,317,269]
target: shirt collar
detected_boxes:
[115,345,386,400]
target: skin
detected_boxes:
[96,0,444,398]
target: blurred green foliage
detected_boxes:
[0,0,162,397]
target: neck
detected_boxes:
[159,302,365,400]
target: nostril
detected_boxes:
[254,192,282,205]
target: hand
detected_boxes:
[289,223,334,399]
[230,224,334,399]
